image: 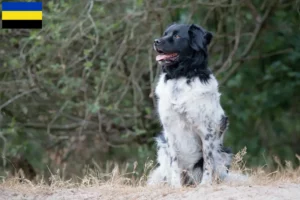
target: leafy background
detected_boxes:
[0,0,299,181]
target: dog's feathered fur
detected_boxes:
[148,24,232,187]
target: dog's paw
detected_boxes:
[200,175,213,186]
[171,183,182,188]
[200,180,212,186]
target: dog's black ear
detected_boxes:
[189,24,213,51]
[204,31,213,45]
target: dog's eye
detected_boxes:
[174,34,180,39]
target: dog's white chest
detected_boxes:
[156,76,188,127]
[155,74,204,167]
[155,73,212,125]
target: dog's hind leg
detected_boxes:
[217,116,233,180]
[219,115,229,143]
[217,146,233,180]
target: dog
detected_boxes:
[147,24,232,187]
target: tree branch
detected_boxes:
[0,88,38,110]
[220,0,278,84]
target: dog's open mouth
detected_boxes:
[156,53,178,62]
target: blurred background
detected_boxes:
[0,0,299,181]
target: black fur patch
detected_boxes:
[163,61,212,84]
[180,171,196,186]
[221,146,232,154]
[180,171,190,185]
[205,134,213,140]
[219,115,229,137]
[193,157,204,170]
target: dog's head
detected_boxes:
[154,24,213,79]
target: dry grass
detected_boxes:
[1,149,300,200]
[229,147,300,185]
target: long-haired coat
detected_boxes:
[148,24,232,187]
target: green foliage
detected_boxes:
[0,0,299,178]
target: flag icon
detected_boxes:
[2,2,42,29]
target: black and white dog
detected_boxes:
[148,24,232,187]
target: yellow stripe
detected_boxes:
[2,11,42,20]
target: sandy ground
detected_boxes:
[2,149,299,199]
[1,181,300,200]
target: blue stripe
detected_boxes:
[2,2,42,11]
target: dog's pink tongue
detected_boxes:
[156,54,177,61]
[156,54,170,61]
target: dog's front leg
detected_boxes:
[190,122,217,185]
[169,149,182,188]
[200,133,215,185]
[171,163,182,187]
[199,130,227,185]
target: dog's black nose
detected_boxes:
[154,39,161,45]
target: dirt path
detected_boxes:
[1,182,300,200]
